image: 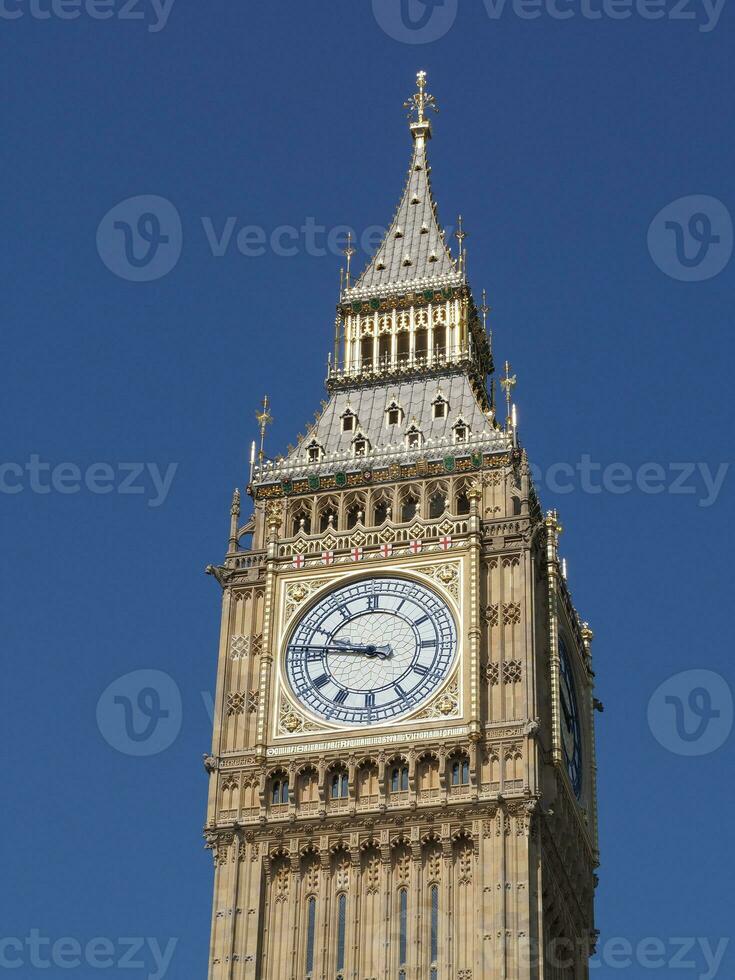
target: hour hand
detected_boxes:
[333,637,393,659]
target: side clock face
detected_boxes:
[285,576,457,726]
[558,636,582,798]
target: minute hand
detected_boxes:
[293,643,393,659]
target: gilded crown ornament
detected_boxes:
[404,69,438,126]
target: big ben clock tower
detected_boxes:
[203,72,600,980]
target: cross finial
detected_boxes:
[255,395,273,467]
[404,70,438,128]
[455,214,466,269]
[500,360,517,428]
[342,231,356,287]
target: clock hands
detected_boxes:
[291,639,394,660]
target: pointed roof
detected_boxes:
[344,72,461,299]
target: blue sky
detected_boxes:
[2,1,734,977]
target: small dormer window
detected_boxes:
[453,418,470,443]
[385,401,402,427]
[341,410,356,433]
[306,440,323,462]
[406,426,422,450]
[433,397,448,420]
[353,433,370,457]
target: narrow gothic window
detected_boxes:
[307,442,322,461]
[346,503,362,529]
[354,436,368,457]
[401,495,418,522]
[320,508,337,532]
[429,492,445,519]
[332,772,348,799]
[398,888,408,966]
[271,777,288,804]
[456,492,470,516]
[387,403,401,426]
[336,893,347,973]
[451,759,469,786]
[374,500,389,525]
[305,897,316,976]
[342,412,355,432]
[430,885,439,966]
[454,423,467,443]
[292,511,311,535]
[433,399,447,419]
[360,337,373,368]
[391,765,408,791]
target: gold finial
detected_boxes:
[455,214,466,270]
[500,360,517,428]
[481,288,493,357]
[255,395,273,468]
[342,231,356,287]
[404,70,438,128]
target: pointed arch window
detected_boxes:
[373,499,390,526]
[429,883,439,972]
[456,489,471,516]
[331,771,349,799]
[292,510,312,535]
[390,764,409,792]
[305,896,316,977]
[400,493,418,523]
[271,776,289,805]
[346,502,364,529]
[398,888,408,968]
[428,490,446,519]
[451,756,470,786]
[336,893,347,975]
[319,507,337,532]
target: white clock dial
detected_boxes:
[285,576,457,726]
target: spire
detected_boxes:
[346,70,459,297]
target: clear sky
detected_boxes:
[2,2,734,977]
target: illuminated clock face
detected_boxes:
[285,576,457,726]
[559,636,582,798]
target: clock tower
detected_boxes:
[203,72,600,980]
